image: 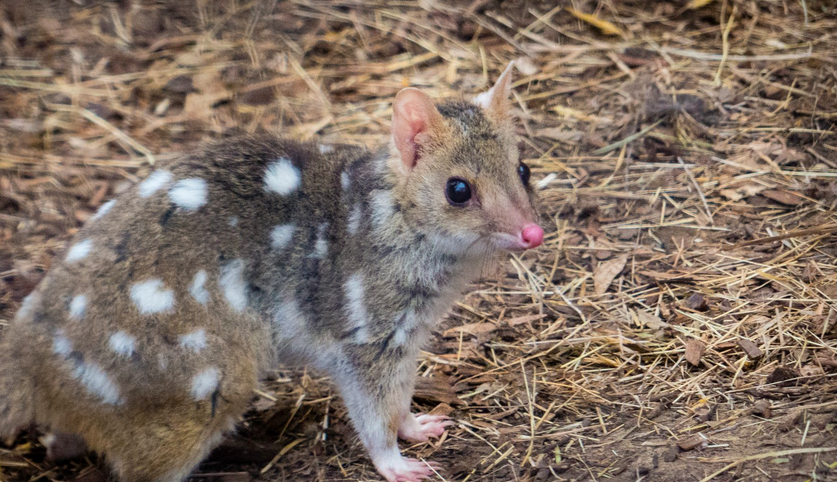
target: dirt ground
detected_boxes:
[1,0,837,481]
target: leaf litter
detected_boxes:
[1,0,836,481]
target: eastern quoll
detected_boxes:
[0,63,543,482]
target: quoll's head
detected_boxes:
[389,62,543,255]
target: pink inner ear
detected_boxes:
[394,108,426,169]
[392,89,438,171]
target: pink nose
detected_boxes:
[520,224,544,249]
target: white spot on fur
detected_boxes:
[347,205,362,236]
[393,327,408,346]
[220,260,247,312]
[53,330,123,404]
[228,216,239,227]
[341,171,350,190]
[189,270,209,304]
[168,178,208,211]
[91,200,116,220]
[370,190,395,228]
[191,367,220,400]
[40,433,56,450]
[130,279,175,315]
[66,239,92,262]
[311,223,329,259]
[15,292,38,321]
[318,144,334,154]
[179,329,207,353]
[270,224,295,249]
[264,158,300,195]
[53,331,73,357]
[344,273,370,343]
[273,296,307,336]
[69,295,87,320]
[138,170,173,198]
[73,362,122,405]
[108,331,136,357]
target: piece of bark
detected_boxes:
[738,338,763,359]
[677,434,706,451]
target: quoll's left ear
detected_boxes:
[391,87,445,173]
[474,61,515,118]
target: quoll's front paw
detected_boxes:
[376,456,439,482]
[397,414,454,443]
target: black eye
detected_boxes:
[518,162,531,185]
[445,178,472,206]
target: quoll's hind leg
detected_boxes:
[332,348,447,482]
[104,400,241,482]
[101,353,260,482]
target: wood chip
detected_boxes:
[676,434,706,451]
[761,189,805,206]
[737,338,763,359]
[684,339,706,366]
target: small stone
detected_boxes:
[767,367,798,387]
[663,445,679,462]
[752,399,772,418]
[686,293,709,311]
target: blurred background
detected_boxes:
[1,1,836,481]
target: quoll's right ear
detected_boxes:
[391,88,445,173]
[473,61,515,120]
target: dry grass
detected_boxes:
[1,0,837,481]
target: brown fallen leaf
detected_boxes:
[737,338,763,359]
[594,254,628,295]
[565,7,625,37]
[684,339,706,366]
[761,189,805,206]
[635,310,668,330]
[429,403,454,416]
[506,314,547,326]
[719,182,769,201]
[443,322,496,338]
[414,376,461,405]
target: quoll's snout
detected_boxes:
[520,223,544,249]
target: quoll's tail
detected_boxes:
[0,339,31,437]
